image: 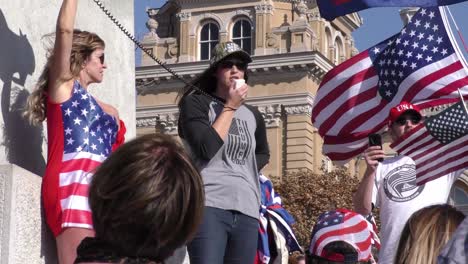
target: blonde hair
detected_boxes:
[24,29,105,125]
[395,204,465,264]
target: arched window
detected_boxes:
[232,19,252,54]
[200,22,219,60]
[449,180,468,214]
[324,27,332,59]
[335,37,344,64]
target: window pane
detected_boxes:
[210,24,219,40]
[243,39,251,54]
[242,21,251,37]
[233,39,242,47]
[210,41,219,55]
[454,188,468,204]
[233,22,241,38]
[201,24,209,41]
[201,43,209,60]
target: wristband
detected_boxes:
[223,106,238,111]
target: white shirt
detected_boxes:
[372,155,459,264]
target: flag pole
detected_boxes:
[445,6,468,53]
[457,88,468,115]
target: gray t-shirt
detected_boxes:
[179,93,270,219]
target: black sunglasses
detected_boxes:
[218,59,247,71]
[394,115,422,126]
[99,54,105,64]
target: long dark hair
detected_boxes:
[177,56,250,138]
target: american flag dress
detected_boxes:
[43,80,125,236]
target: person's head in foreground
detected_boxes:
[388,101,423,141]
[74,134,205,264]
[394,204,465,264]
[307,209,380,264]
[296,255,306,264]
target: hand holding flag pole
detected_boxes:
[390,90,468,185]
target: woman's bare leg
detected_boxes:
[56,227,95,264]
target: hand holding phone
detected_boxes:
[368,134,384,162]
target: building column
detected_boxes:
[254,2,274,56]
[258,104,283,180]
[177,12,193,62]
[284,104,315,173]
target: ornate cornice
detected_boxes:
[136,93,315,131]
[255,3,274,14]
[136,112,179,135]
[258,104,282,127]
[284,104,312,116]
[136,51,333,93]
[176,12,192,21]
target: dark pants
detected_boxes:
[187,206,259,264]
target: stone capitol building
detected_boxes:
[135,0,467,212]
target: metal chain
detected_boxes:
[92,0,223,103]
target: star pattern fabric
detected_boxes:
[391,101,468,184]
[312,7,468,164]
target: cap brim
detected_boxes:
[217,51,252,65]
[390,109,422,123]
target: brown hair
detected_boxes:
[24,29,105,125]
[177,54,250,138]
[89,134,205,262]
[395,204,465,264]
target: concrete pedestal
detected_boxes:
[0,164,57,264]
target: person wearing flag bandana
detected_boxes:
[353,101,464,264]
[178,41,270,264]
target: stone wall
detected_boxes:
[0,164,57,263]
[0,0,136,176]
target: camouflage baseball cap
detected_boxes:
[210,41,252,65]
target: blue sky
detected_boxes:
[133,0,468,65]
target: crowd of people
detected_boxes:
[23,0,466,263]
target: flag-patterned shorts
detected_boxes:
[43,152,105,237]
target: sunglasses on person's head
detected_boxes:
[218,58,247,71]
[394,114,422,126]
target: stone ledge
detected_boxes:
[0,164,57,264]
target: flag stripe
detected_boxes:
[418,159,468,184]
[63,151,106,163]
[60,182,89,199]
[59,170,92,187]
[314,68,377,131]
[417,139,468,171]
[60,195,91,212]
[317,51,372,97]
[61,158,101,173]
[62,209,93,228]
[320,83,379,136]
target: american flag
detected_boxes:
[309,209,380,262]
[256,174,302,264]
[59,82,118,228]
[312,6,468,164]
[316,0,467,21]
[390,101,468,185]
